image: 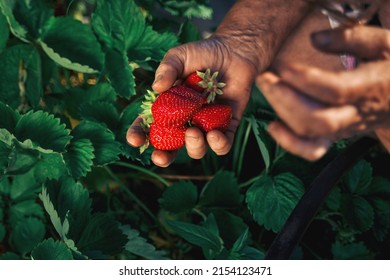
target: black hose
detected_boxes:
[264,137,378,260]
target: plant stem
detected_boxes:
[104,166,157,222]
[238,174,262,189]
[113,161,170,188]
[236,121,252,177]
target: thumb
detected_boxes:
[311,25,390,60]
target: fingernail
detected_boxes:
[208,135,220,143]
[153,74,163,85]
[267,122,278,134]
[311,32,331,47]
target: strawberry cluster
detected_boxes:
[140,69,232,152]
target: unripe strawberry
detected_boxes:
[191,104,232,132]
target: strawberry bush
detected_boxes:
[0,0,390,260]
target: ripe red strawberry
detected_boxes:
[150,85,203,127]
[191,104,232,132]
[184,69,226,103]
[149,123,186,151]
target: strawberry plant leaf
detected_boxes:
[0,44,43,109]
[39,17,104,73]
[9,217,45,256]
[127,26,178,62]
[0,141,12,176]
[72,121,121,166]
[43,178,92,241]
[6,140,40,175]
[212,211,248,249]
[91,0,145,52]
[167,220,224,259]
[15,110,72,152]
[246,172,305,233]
[249,116,271,172]
[4,0,52,40]
[10,171,41,202]
[64,138,95,179]
[121,225,169,260]
[178,20,201,43]
[0,12,9,51]
[198,171,242,208]
[8,200,44,227]
[0,102,20,133]
[0,223,5,241]
[31,238,73,260]
[76,213,128,257]
[104,48,135,99]
[324,187,341,211]
[344,160,372,195]
[159,181,198,213]
[341,194,374,232]
[33,152,69,183]
[162,1,213,19]
[332,240,374,259]
[39,186,70,240]
[79,101,120,132]
[0,0,28,41]
[65,84,117,119]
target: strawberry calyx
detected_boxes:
[140,89,158,129]
[185,69,226,103]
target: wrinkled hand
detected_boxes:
[257,25,390,161]
[127,37,257,167]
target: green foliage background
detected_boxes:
[0,0,389,260]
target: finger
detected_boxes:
[257,72,361,138]
[276,63,384,105]
[151,150,178,168]
[206,118,239,155]
[311,25,390,60]
[126,117,146,147]
[152,47,186,93]
[268,122,332,161]
[185,127,207,159]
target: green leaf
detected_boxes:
[77,213,128,256]
[250,116,271,172]
[324,186,341,211]
[198,171,242,208]
[6,140,40,175]
[332,240,374,259]
[10,171,41,201]
[167,220,224,259]
[9,200,44,227]
[31,238,73,260]
[162,1,213,19]
[79,101,120,132]
[341,194,374,232]
[127,26,178,62]
[8,0,52,40]
[159,181,198,213]
[72,121,121,166]
[15,110,71,152]
[64,138,95,179]
[39,17,104,73]
[33,152,69,182]
[246,173,305,233]
[0,140,11,176]
[212,211,248,249]
[0,252,20,260]
[0,44,43,109]
[65,84,117,119]
[178,20,201,44]
[0,102,20,133]
[0,223,5,241]
[10,217,45,256]
[39,186,70,240]
[0,0,28,41]
[91,0,145,52]
[43,179,92,241]
[344,160,372,195]
[0,12,9,52]
[121,225,169,260]
[104,48,135,99]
